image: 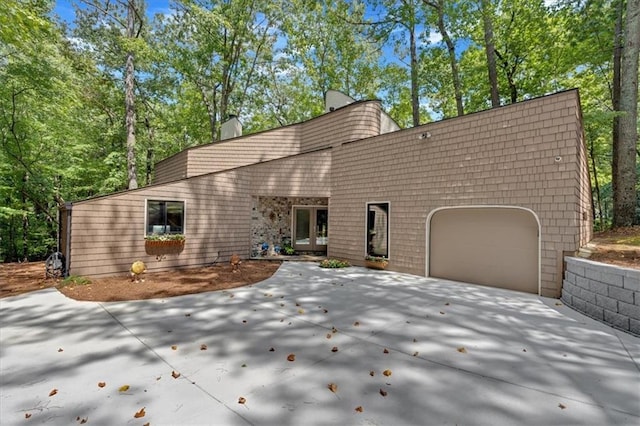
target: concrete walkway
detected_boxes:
[1,262,639,425]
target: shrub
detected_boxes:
[319,258,351,268]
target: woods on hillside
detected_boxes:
[1,0,638,262]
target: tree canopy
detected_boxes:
[1,0,638,261]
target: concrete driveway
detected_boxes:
[1,262,639,425]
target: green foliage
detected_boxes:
[59,275,92,287]
[144,233,186,241]
[319,258,351,268]
[0,0,636,262]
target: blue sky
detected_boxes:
[53,0,172,25]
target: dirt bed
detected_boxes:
[0,260,281,301]
[1,227,637,301]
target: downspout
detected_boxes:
[64,202,72,278]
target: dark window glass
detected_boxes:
[367,203,389,258]
[146,200,184,234]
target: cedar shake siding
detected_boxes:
[62,89,591,297]
[328,89,591,297]
[64,150,331,278]
[153,101,382,183]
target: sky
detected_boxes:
[53,0,172,25]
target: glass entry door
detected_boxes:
[293,207,328,252]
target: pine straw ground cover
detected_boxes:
[0,260,281,301]
[0,227,638,301]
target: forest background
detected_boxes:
[1,0,638,262]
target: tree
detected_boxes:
[155,0,278,142]
[75,0,147,189]
[480,0,500,107]
[614,0,640,226]
[423,0,464,116]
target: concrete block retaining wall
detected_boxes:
[562,256,640,336]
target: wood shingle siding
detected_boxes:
[328,90,591,297]
[63,90,591,298]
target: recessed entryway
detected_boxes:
[293,206,328,252]
[427,206,540,294]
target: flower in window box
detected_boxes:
[144,234,185,256]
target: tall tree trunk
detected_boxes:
[425,0,464,116]
[612,0,623,225]
[614,0,640,226]
[22,173,28,261]
[481,0,500,107]
[409,21,420,126]
[589,138,604,230]
[145,115,154,185]
[125,0,138,190]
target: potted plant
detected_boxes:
[144,233,186,256]
[365,255,388,270]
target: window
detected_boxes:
[146,200,185,235]
[367,202,389,258]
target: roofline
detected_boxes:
[155,99,382,167]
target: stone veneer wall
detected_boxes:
[251,196,328,255]
[562,256,640,336]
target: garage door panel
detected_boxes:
[429,208,539,294]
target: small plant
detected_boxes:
[283,245,295,255]
[58,275,92,287]
[319,258,351,268]
[365,255,388,270]
[365,255,387,263]
[144,233,185,241]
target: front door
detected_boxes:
[293,207,328,252]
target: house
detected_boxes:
[60,89,592,298]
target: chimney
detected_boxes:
[221,115,242,140]
[325,89,356,113]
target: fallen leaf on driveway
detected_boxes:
[457,347,467,353]
[558,403,566,409]
[383,348,389,354]
[200,344,207,350]
[353,321,360,326]
[134,407,145,418]
[413,351,419,356]
[172,371,181,379]
[171,345,178,350]
[328,383,338,393]
[57,348,63,352]
[383,369,392,377]
[49,389,58,397]
[379,389,388,397]
[326,333,332,339]
[287,354,296,362]
[238,397,247,404]
[355,406,363,413]
[269,347,275,352]
[331,346,338,352]
[118,385,130,392]
[98,382,106,388]
[369,371,375,377]
[25,413,31,419]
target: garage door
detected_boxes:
[428,207,539,294]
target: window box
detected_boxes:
[144,234,185,256]
[365,256,388,270]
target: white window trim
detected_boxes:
[144,198,187,236]
[365,201,391,260]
